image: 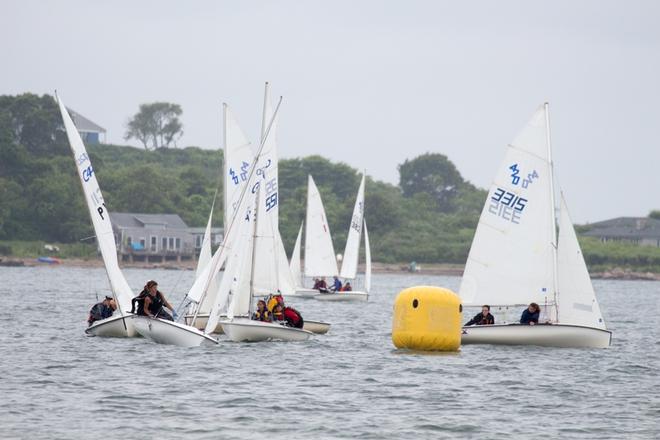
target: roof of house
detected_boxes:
[110,213,189,229]
[581,217,660,239]
[67,107,106,134]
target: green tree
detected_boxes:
[125,102,183,150]
[650,210,660,220]
[398,153,466,212]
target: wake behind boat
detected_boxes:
[458,103,611,348]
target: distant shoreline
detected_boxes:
[1,257,658,281]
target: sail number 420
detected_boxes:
[489,187,527,224]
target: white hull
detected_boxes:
[185,313,330,335]
[132,316,218,347]
[461,324,612,348]
[290,288,321,298]
[85,314,138,337]
[304,320,331,334]
[314,290,368,302]
[220,318,313,342]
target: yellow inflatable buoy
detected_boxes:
[392,286,462,351]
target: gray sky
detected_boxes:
[2,0,659,223]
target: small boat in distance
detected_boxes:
[459,103,611,348]
[315,174,371,302]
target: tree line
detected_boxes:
[1,93,658,271]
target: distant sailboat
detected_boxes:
[316,174,371,302]
[56,92,136,338]
[459,103,611,348]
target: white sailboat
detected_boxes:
[459,103,611,348]
[220,188,314,342]
[57,93,137,338]
[133,100,285,346]
[184,103,253,330]
[316,174,371,302]
[290,175,339,297]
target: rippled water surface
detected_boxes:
[0,266,658,439]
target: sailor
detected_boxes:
[464,305,495,326]
[283,306,304,329]
[272,303,285,323]
[252,300,271,322]
[330,276,342,292]
[87,296,116,326]
[341,281,352,292]
[313,277,329,293]
[133,280,177,321]
[520,303,540,325]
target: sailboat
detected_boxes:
[315,174,371,302]
[459,103,612,348]
[183,103,253,331]
[56,93,136,338]
[220,187,314,342]
[131,100,284,347]
[289,175,339,297]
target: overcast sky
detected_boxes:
[2,0,658,223]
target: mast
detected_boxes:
[545,102,559,322]
[249,186,261,317]
[222,103,229,232]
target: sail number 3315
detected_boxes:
[489,187,527,224]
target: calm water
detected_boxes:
[0,266,658,439]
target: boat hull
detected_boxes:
[85,314,138,337]
[132,316,218,347]
[461,324,612,348]
[289,288,321,298]
[314,290,368,302]
[185,314,330,335]
[220,318,313,342]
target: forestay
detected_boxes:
[339,174,365,280]
[459,105,555,308]
[57,94,134,314]
[557,194,606,329]
[304,175,339,277]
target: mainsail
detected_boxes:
[56,93,134,314]
[304,175,339,277]
[339,174,365,280]
[364,220,372,293]
[459,104,555,309]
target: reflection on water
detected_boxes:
[0,266,658,439]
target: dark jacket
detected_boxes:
[520,309,540,325]
[88,302,113,326]
[464,312,495,326]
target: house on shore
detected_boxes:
[110,213,197,263]
[581,217,660,247]
[68,108,106,144]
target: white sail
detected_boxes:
[364,220,372,293]
[56,93,134,314]
[224,103,254,230]
[208,197,255,328]
[459,104,555,308]
[557,194,606,329]
[290,222,303,288]
[275,231,296,296]
[304,175,339,277]
[339,174,365,280]
[194,206,221,314]
[251,82,283,296]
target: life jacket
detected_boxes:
[266,294,284,312]
[283,307,304,329]
[252,309,271,322]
